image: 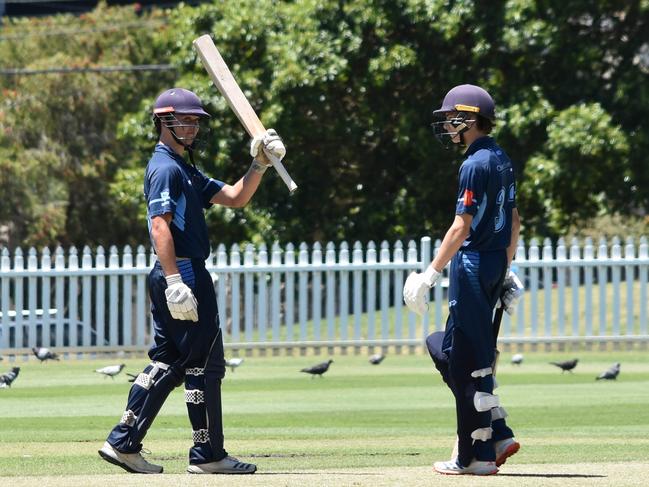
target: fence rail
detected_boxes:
[0,236,647,358]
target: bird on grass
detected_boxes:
[369,353,385,365]
[95,364,125,379]
[0,367,20,388]
[596,362,621,381]
[301,359,333,378]
[32,347,59,362]
[550,358,579,373]
[511,353,524,365]
[225,357,244,372]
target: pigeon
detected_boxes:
[550,358,579,373]
[301,359,333,378]
[511,353,524,365]
[225,357,244,372]
[0,367,20,388]
[32,347,59,362]
[596,362,620,380]
[95,364,125,379]
[369,353,385,365]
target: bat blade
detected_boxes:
[193,34,297,193]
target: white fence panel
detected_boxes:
[1,235,649,358]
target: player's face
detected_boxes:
[175,115,200,142]
[444,111,462,144]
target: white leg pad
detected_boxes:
[471,427,493,442]
[184,389,205,404]
[134,361,170,390]
[474,391,499,412]
[491,406,508,421]
[120,409,137,426]
[471,367,493,378]
[192,429,209,443]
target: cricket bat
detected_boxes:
[193,34,298,193]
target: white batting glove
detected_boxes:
[250,129,286,163]
[164,274,198,322]
[500,268,524,315]
[403,266,441,316]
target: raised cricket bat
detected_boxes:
[193,34,298,193]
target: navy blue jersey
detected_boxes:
[455,136,516,251]
[144,144,224,260]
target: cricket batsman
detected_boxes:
[403,84,524,475]
[98,88,285,474]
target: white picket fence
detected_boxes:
[0,236,648,358]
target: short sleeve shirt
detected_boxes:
[144,144,224,259]
[455,136,517,251]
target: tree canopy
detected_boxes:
[1,0,647,249]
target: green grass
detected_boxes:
[0,352,648,484]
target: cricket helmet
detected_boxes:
[153,88,210,118]
[431,84,496,148]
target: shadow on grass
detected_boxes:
[499,473,606,478]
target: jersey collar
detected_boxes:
[464,136,494,156]
[155,143,189,165]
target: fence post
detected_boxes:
[41,248,53,348]
[597,237,608,350]
[325,242,336,355]
[27,248,38,350]
[135,245,147,347]
[379,241,390,352]
[121,246,132,349]
[542,238,553,351]
[54,247,64,348]
[393,241,404,354]
[624,236,635,349]
[95,246,106,348]
[406,240,417,353]
[312,242,323,352]
[639,237,648,347]
[230,244,241,351]
[285,243,296,353]
[420,236,431,340]
[271,242,282,355]
[352,242,363,353]
[583,238,594,349]
[529,238,539,350]
[298,242,309,355]
[569,238,580,344]
[257,244,268,353]
[556,238,567,350]
[1,248,11,350]
[243,244,254,346]
[366,241,377,350]
[339,241,350,354]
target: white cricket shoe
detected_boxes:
[495,437,520,466]
[98,441,163,474]
[434,458,498,475]
[187,455,257,474]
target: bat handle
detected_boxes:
[266,153,298,193]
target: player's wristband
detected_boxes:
[251,160,269,174]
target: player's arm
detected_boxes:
[506,208,520,266]
[210,157,268,208]
[150,213,179,276]
[430,214,473,272]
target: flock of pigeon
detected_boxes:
[510,354,621,380]
[0,348,624,388]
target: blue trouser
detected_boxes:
[107,259,227,465]
[433,249,509,466]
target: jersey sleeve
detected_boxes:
[146,165,182,218]
[192,170,225,209]
[455,161,486,216]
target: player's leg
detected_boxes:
[99,266,184,473]
[179,262,256,474]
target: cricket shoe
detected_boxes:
[187,455,257,474]
[98,441,163,474]
[495,437,520,466]
[434,458,498,475]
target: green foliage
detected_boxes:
[1,0,648,248]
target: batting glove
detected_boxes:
[501,268,524,315]
[403,266,441,316]
[165,273,199,322]
[250,129,286,163]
